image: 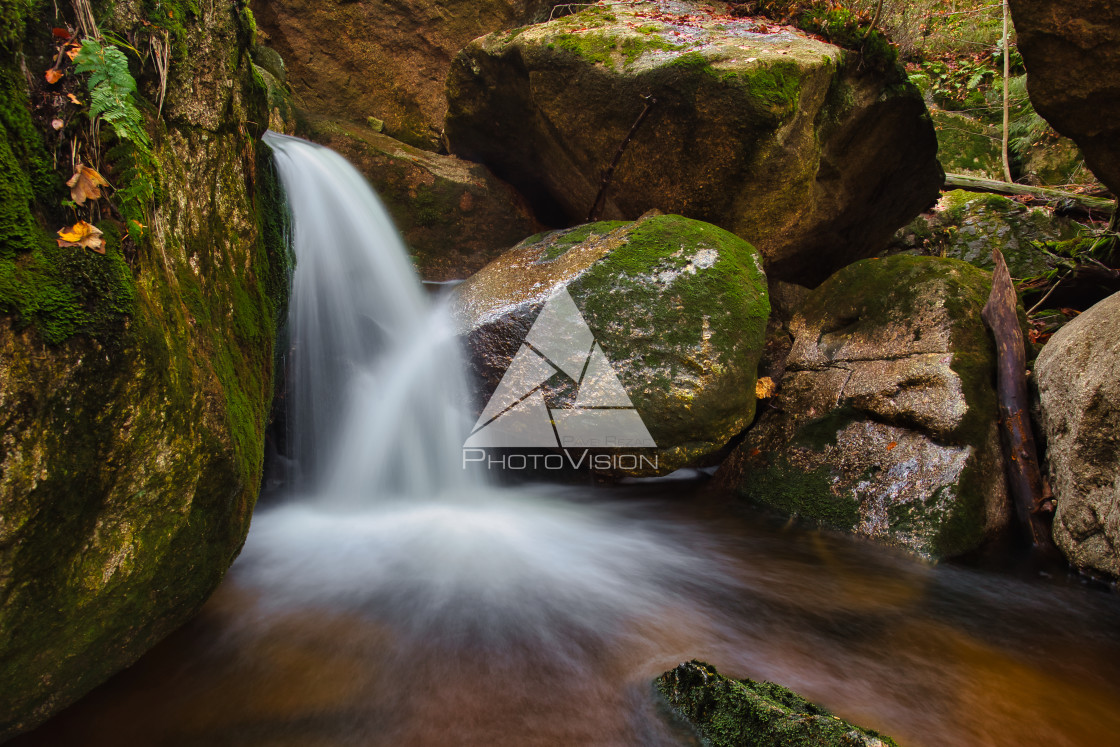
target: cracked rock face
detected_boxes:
[1036,291,1120,579]
[715,255,1009,560]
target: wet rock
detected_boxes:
[715,255,1009,560]
[657,660,898,747]
[1008,0,1120,196]
[451,214,769,475]
[444,0,942,285]
[890,190,1077,281]
[303,116,541,281]
[249,0,554,149]
[1036,290,1120,579]
[0,3,288,737]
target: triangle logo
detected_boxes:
[464,288,656,449]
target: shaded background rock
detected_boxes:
[1036,290,1120,579]
[1009,0,1120,198]
[657,660,897,747]
[249,0,555,149]
[452,214,769,475]
[0,1,288,737]
[302,116,541,280]
[444,0,942,285]
[716,256,1009,559]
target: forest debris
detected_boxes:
[56,220,105,252]
[945,173,1114,218]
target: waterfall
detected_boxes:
[265,131,475,500]
[245,131,727,644]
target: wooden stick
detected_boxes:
[586,96,656,223]
[944,173,1115,216]
[981,248,1053,548]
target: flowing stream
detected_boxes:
[14,134,1120,747]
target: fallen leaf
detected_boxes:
[66,164,110,205]
[51,118,64,130]
[65,43,81,61]
[755,376,777,399]
[57,220,105,253]
[67,93,81,105]
[886,441,898,451]
[52,27,73,39]
[45,68,63,84]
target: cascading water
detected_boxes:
[248,132,727,642]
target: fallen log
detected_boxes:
[945,173,1115,218]
[981,248,1053,549]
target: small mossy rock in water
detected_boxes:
[930,108,1004,180]
[1008,0,1120,196]
[0,0,289,738]
[657,660,898,747]
[1036,291,1120,579]
[890,190,1076,281]
[452,214,769,476]
[303,115,541,281]
[444,0,942,285]
[715,256,1009,559]
[249,0,553,149]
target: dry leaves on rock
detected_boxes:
[67,164,109,205]
[57,221,105,253]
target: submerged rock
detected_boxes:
[0,2,288,737]
[250,0,553,148]
[303,116,541,281]
[1008,0,1120,196]
[657,660,898,747]
[716,255,1009,559]
[444,0,942,285]
[1036,291,1120,579]
[890,190,1076,281]
[451,214,769,475]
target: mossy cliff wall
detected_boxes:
[0,0,289,737]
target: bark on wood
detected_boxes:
[944,173,1115,217]
[981,248,1052,548]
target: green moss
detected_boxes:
[537,221,626,260]
[658,660,898,747]
[739,456,860,529]
[0,0,33,58]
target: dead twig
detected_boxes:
[587,94,656,223]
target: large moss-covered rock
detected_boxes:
[715,256,1009,559]
[657,660,897,747]
[0,0,288,737]
[452,213,769,475]
[444,0,942,285]
[249,0,553,148]
[890,190,1076,281]
[930,108,1004,180]
[1008,0,1120,196]
[1036,291,1120,579]
[302,116,540,281]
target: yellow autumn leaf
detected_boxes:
[66,164,110,205]
[755,376,777,399]
[57,221,105,254]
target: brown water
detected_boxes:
[13,482,1120,747]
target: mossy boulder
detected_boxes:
[0,0,288,737]
[444,0,942,285]
[451,213,769,475]
[657,660,897,747]
[1036,290,1120,579]
[890,189,1077,281]
[715,255,1009,559]
[249,0,554,149]
[931,108,1003,180]
[302,115,541,281]
[1008,0,1120,196]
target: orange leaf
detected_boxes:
[67,93,81,105]
[57,220,105,253]
[754,376,777,399]
[886,441,898,451]
[45,68,63,84]
[66,164,110,205]
[65,43,81,61]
